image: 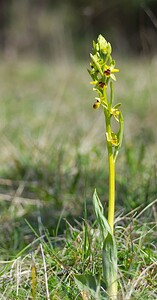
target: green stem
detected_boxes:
[104,110,115,234]
[107,148,115,235]
[107,281,117,300]
[105,110,117,299]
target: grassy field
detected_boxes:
[0,55,157,299]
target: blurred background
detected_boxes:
[0,0,157,59]
[0,3,157,297]
[0,0,157,251]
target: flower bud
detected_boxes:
[93,99,100,109]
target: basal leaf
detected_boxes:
[74,274,100,299]
[102,233,117,294]
[93,189,112,241]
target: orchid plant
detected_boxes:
[89,35,124,235]
[75,35,124,300]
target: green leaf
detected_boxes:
[102,233,117,296]
[74,274,100,299]
[87,68,96,80]
[114,110,124,160]
[93,189,112,241]
[90,54,104,76]
[93,189,118,297]
[113,103,121,109]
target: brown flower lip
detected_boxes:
[99,81,106,88]
[104,69,111,76]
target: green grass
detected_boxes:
[0,56,157,299]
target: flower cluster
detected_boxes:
[88,35,119,109]
[88,35,123,155]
